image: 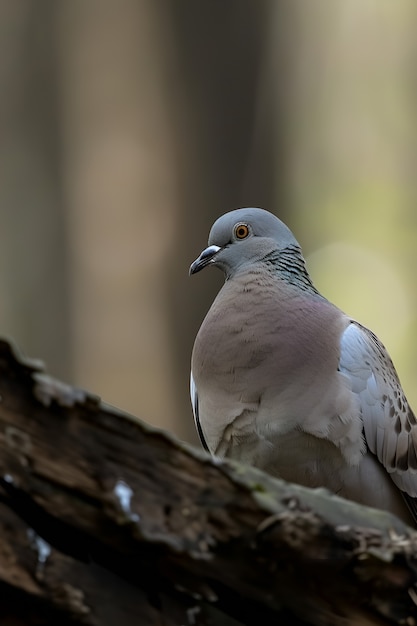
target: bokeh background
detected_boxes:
[1,0,416,446]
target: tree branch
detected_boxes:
[0,338,415,625]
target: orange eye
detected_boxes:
[234,223,250,239]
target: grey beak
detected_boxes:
[189,245,221,275]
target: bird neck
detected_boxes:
[262,245,321,295]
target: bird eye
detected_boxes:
[234,223,250,239]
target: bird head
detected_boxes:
[189,208,300,279]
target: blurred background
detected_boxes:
[1,0,416,445]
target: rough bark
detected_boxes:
[0,338,415,625]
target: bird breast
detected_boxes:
[192,271,353,446]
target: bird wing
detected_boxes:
[339,321,417,520]
[190,372,209,452]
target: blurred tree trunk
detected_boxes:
[167,0,296,441]
[59,0,180,430]
[0,1,72,380]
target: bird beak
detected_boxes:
[189,245,221,275]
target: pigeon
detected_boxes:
[190,207,417,525]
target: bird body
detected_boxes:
[190,208,417,525]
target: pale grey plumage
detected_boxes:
[190,208,417,525]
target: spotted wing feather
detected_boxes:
[339,321,417,520]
